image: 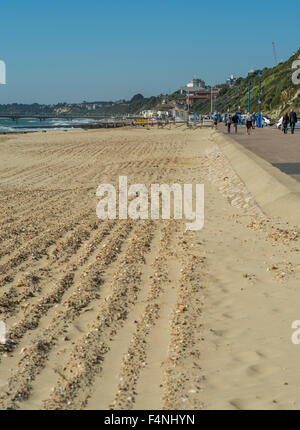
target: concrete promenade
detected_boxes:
[220,124,300,182]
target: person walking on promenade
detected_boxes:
[282,112,290,134]
[245,112,253,135]
[213,114,218,129]
[232,113,239,134]
[226,114,232,133]
[289,109,298,134]
[251,112,257,129]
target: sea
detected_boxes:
[0,117,98,133]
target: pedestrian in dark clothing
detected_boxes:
[213,115,218,129]
[232,113,239,133]
[289,110,297,134]
[226,114,232,133]
[245,113,253,135]
[282,113,289,134]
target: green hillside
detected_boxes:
[193,48,300,117]
[0,94,163,116]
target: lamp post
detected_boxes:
[257,70,262,128]
[237,87,241,125]
[227,93,230,111]
[248,80,251,113]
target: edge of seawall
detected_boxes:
[211,130,300,226]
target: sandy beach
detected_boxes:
[0,126,299,410]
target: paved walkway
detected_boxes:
[219,124,300,181]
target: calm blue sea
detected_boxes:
[0,117,97,133]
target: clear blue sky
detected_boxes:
[0,0,299,104]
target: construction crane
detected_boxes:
[272,42,278,66]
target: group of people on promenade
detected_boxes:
[218,112,258,135]
[214,109,298,136]
[281,110,298,134]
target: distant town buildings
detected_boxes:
[177,78,220,108]
[226,74,237,87]
[77,101,115,110]
[141,78,220,118]
[248,69,256,76]
[180,78,206,95]
[141,109,157,119]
